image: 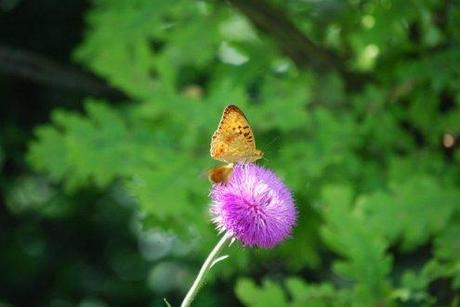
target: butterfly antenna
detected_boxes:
[267,135,280,147]
[260,136,280,162]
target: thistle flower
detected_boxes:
[210,163,297,248]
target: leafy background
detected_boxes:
[1,0,460,306]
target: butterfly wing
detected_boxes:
[210,105,263,163]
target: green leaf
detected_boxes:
[235,277,352,307]
[235,278,288,307]
[362,176,459,251]
[320,185,392,305]
[286,278,351,307]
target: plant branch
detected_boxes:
[0,46,128,101]
[224,0,342,71]
[224,0,372,89]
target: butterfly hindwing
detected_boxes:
[207,163,234,183]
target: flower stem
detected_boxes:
[181,233,231,307]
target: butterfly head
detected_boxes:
[245,149,264,163]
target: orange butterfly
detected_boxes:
[208,105,263,183]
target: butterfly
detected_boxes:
[208,105,263,183]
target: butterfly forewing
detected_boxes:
[210,105,263,163]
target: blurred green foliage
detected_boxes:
[2,0,460,306]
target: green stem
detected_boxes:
[180,233,232,307]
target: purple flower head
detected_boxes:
[210,163,297,249]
